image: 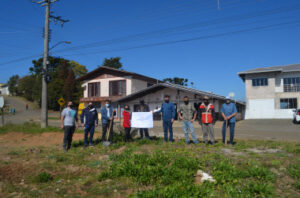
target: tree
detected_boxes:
[70,60,87,78]
[102,57,123,69]
[7,75,19,95]
[64,69,76,102]
[162,77,189,86]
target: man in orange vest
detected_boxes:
[198,96,216,144]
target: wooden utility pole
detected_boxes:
[32,0,69,128]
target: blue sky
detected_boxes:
[1,0,300,101]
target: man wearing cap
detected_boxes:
[135,99,150,139]
[198,96,216,144]
[221,97,237,145]
[178,96,198,144]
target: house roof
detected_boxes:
[77,66,159,83]
[114,83,245,105]
[238,64,300,81]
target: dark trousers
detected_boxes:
[63,126,75,150]
[139,128,150,139]
[124,127,131,142]
[102,120,113,142]
[84,124,95,146]
[163,120,173,142]
[222,121,235,144]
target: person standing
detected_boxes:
[221,97,237,145]
[123,105,131,142]
[198,96,216,145]
[25,104,28,111]
[136,99,150,139]
[100,100,114,144]
[61,101,78,151]
[80,102,98,147]
[156,95,176,142]
[178,96,198,144]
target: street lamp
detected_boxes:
[49,41,71,51]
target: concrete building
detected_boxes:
[0,84,10,95]
[78,66,159,107]
[114,83,245,121]
[238,64,300,119]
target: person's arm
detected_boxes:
[60,110,65,129]
[171,103,175,123]
[178,105,183,120]
[198,107,203,124]
[221,105,227,121]
[95,110,98,126]
[228,104,237,119]
[80,109,85,125]
[75,111,79,128]
[191,106,196,122]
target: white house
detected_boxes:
[0,84,10,95]
[238,64,300,119]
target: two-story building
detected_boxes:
[77,66,159,107]
[238,64,300,119]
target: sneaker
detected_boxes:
[89,144,94,147]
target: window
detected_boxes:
[252,78,268,86]
[280,98,297,109]
[109,80,126,96]
[88,82,100,97]
[283,77,300,92]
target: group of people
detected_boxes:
[60,95,237,152]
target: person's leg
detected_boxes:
[188,122,198,144]
[84,125,90,147]
[182,121,190,144]
[208,124,215,144]
[125,127,130,142]
[222,121,226,144]
[163,121,168,142]
[139,128,144,138]
[202,124,209,144]
[144,128,150,139]
[102,123,108,142]
[63,126,69,151]
[67,126,75,150]
[229,123,235,145]
[89,125,95,146]
[168,121,173,142]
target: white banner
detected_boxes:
[131,112,153,128]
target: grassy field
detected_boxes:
[0,124,299,197]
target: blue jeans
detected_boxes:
[222,121,235,144]
[84,124,95,146]
[139,128,150,139]
[163,120,173,142]
[182,121,198,144]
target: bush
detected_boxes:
[33,172,53,183]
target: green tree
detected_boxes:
[70,60,87,78]
[7,75,19,95]
[162,77,189,86]
[102,57,123,69]
[64,69,76,102]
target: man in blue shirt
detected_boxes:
[61,101,78,152]
[100,100,114,144]
[80,102,98,147]
[156,95,176,142]
[221,97,237,145]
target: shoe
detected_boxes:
[89,144,94,147]
[63,147,68,152]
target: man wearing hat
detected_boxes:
[198,96,216,144]
[221,97,237,145]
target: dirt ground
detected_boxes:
[0,132,101,148]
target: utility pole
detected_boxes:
[33,0,69,128]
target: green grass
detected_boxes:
[0,122,62,134]
[0,131,299,197]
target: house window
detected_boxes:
[280,98,297,109]
[88,82,100,97]
[283,77,300,92]
[252,78,268,86]
[109,80,126,96]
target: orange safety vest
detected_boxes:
[199,104,214,124]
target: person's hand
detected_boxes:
[75,123,79,129]
[109,117,113,120]
[95,123,98,127]
[190,119,195,123]
[171,118,174,123]
[81,123,84,127]
[224,117,228,121]
[61,124,64,129]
